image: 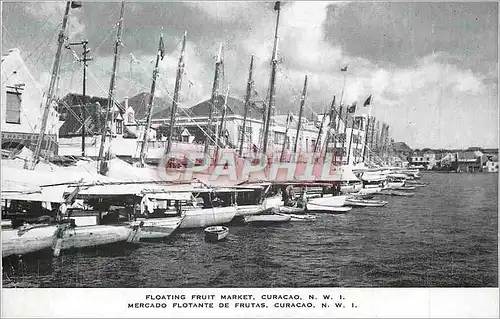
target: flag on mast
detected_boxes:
[274,1,281,11]
[347,101,357,113]
[364,94,372,107]
[340,65,348,72]
[159,34,165,60]
[71,1,83,9]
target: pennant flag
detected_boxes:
[347,101,357,113]
[274,1,281,11]
[364,94,372,107]
[159,34,165,60]
[340,65,348,72]
[71,1,82,9]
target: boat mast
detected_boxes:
[367,116,375,164]
[215,85,230,160]
[293,75,307,154]
[313,98,332,154]
[238,55,254,157]
[139,31,164,167]
[166,31,187,155]
[332,104,343,163]
[31,1,73,169]
[353,117,362,164]
[337,66,349,164]
[98,1,125,174]
[280,112,292,162]
[361,116,371,163]
[361,97,373,163]
[320,95,337,158]
[261,1,281,154]
[384,125,390,164]
[203,44,224,157]
[374,120,380,158]
[346,116,356,165]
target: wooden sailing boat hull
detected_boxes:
[129,216,184,240]
[2,225,58,258]
[179,206,237,229]
[52,224,132,256]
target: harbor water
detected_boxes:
[2,172,497,287]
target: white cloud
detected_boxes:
[23,2,85,38]
[184,2,254,22]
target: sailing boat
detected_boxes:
[2,1,83,258]
[51,2,137,256]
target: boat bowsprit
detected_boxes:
[204,226,229,242]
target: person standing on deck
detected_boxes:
[296,188,307,209]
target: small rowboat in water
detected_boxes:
[393,186,416,191]
[277,213,316,221]
[378,190,415,197]
[306,204,352,213]
[345,199,388,207]
[244,214,291,224]
[204,226,229,242]
[405,182,426,187]
[275,206,306,214]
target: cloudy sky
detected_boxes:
[2,1,498,149]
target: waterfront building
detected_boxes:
[56,91,386,165]
[1,48,62,157]
[456,151,483,173]
[408,152,436,168]
[482,155,498,172]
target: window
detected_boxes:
[182,135,189,143]
[127,113,134,123]
[238,125,252,143]
[274,131,285,144]
[6,91,21,124]
[116,120,123,134]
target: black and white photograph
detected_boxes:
[1,0,498,317]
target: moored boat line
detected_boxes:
[1,1,429,260]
